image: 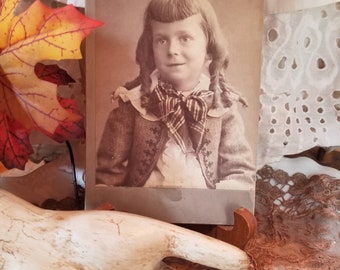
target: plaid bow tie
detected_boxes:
[148,81,213,152]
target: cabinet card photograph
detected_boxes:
[85,0,264,224]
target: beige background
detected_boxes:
[85,0,264,224]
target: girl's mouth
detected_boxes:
[167,63,185,67]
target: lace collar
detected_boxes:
[113,70,228,121]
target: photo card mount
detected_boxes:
[85,0,264,224]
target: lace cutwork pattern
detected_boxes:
[258,2,340,168]
[245,165,340,269]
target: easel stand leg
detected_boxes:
[213,207,257,250]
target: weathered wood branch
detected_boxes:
[0,188,249,269]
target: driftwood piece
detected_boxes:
[0,189,249,270]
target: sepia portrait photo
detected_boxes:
[85,0,264,224]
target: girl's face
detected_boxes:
[151,14,209,92]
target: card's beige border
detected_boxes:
[85,0,263,224]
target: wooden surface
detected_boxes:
[161,257,219,269]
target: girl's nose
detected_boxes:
[167,40,180,56]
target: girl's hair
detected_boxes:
[125,0,243,108]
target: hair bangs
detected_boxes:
[147,0,200,23]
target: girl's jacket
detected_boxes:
[96,74,255,188]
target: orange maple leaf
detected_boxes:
[0,0,103,169]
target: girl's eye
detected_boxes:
[155,38,167,45]
[180,36,192,42]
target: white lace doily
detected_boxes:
[265,0,339,14]
[258,2,340,168]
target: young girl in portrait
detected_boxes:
[96,0,255,189]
